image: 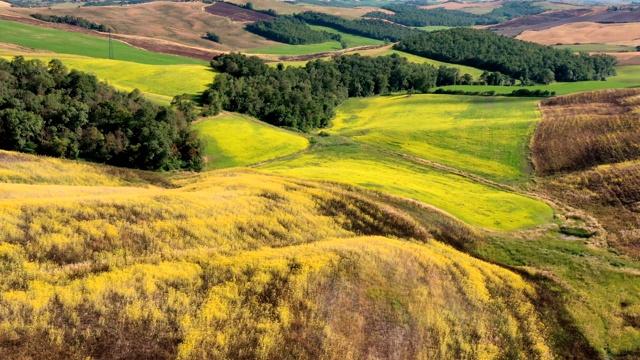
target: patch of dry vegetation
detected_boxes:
[0,150,564,359]
[532,89,640,258]
[532,88,640,175]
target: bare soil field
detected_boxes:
[3,2,279,51]
[613,52,640,66]
[204,2,274,23]
[517,22,640,46]
[487,8,640,37]
[421,0,504,13]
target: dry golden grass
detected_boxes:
[533,89,640,258]
[7,2,278,51]
[0,150,561,359]
[517,22,640,46]
[532,88,640,175]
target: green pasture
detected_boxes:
[0,19,205,65]
[329,94,540,182]
[307,25,384,47]
[437,65,640,96]
[193,114,309,170]
[261,138,553,231]
[267,47,486,79]
[0,52,212,103]
[247,26,383,56]
[386,50,485,79]
[414,26,454,31]
[479,234,640,355]
[246,42,345,56]
[553,44,637,53]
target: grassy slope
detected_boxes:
[0,52,212,103]
[193,114,309,170]
[246,28,383,56]
[329,94,540,182]
[0,150,554,359]
[7,2,276,51]
[0,19,205,65]
[438,65,640,95]
[478,234,640,356]
[274,46,485,78]
[351,45,485,78]
[553,44,637,53]
[261,138,553,231]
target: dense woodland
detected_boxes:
[396,28,618,83]
[294,12,419,42]
[201,53,471,131]
[246,16,340,45]
[0,57,203,171]
[364,1,545,27]
[30,14,109,32]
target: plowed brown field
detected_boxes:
[204,2,274,23]
[517,22,640,46]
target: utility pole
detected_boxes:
[108,28,115,60]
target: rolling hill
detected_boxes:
[0,150,557,359]
[1,6,640,358]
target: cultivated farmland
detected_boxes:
[329,94,540,182]
[518,22,640,46]
[0,19,205,65]
[205,2,274,23]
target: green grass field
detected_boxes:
[193,114,309,170]
[329,94,540,182]
[478,234,640,355]
[247,26,383,56]
[261,137,553,231]
[414,26,454,31]
[0,52,212,103]
[437,65,640,95]
[269,46,485,79]
[246,42,345,56]
[0,19,205,65]
[553,44,637,53]
[349,46,485,79]
[307,25,384,47]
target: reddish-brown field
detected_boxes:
[204,1,274,23]
[517,22,640,46]
[421,0,504,13]
[533,89,640,258]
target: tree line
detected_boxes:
[201,53,473,131]
[30,14,109,32]
[294,12,420,42]
[364,2,544,27]
[246,16,340,45]
[395,28,617,84]
[0,57,203,171]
